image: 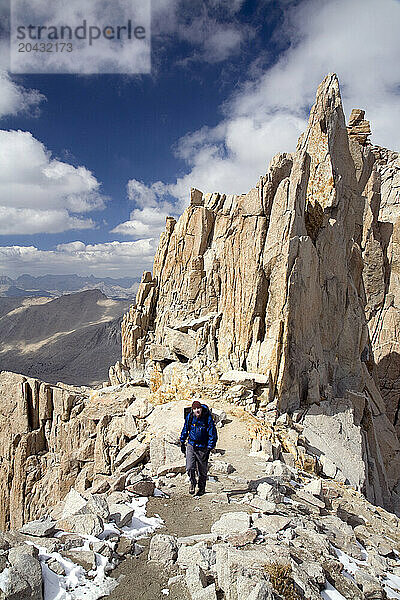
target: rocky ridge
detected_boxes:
[110,74,400,515]
[1,379,400,600]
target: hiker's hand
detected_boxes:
[181,442,186,455]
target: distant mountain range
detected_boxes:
[0,274,140,300]
[0,289,132,385]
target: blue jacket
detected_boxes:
[180,404,218,450]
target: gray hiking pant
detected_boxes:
[186,444,209,490]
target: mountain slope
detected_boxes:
[0,289,131,385]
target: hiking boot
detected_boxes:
[189,484,196,494]
[195,488,205,497]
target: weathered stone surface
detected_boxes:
[253,514,291,535]
[164,327,198,360]
[114,439,149,470]
[47,557,66,576]
[301,397,390,506]
[220,371,269,386]
[127,479,155,497]
[177,533,218,546]
[209,460,235,475]
[61,488,88,519]
[0,566,38,600]
[62,549,96,571]
[294,489,325,509]
[211,512,251,536]
[0,368,154,531]
[214,544,279,600]
[304,479,323,498]
[177,542,214,572]
[185,564,207,595]
[225,528,258,547]
[256,481,283,503]
[191,584,218,600]
[361,146,400,450]
[6,551,43,600]
[109,503,135,528]
[56,513,103,537]
[263,461,294,483]
[148,534,178,565]
[249,497,276,513]
[19,518,56,537]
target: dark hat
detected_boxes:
[192,400,202,409]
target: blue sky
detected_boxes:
[0,0,399,278]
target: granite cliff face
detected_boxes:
[0,371,153,530]
[361,146,400,438]
[111,74,400,512]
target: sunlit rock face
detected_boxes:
[112,74,400,512]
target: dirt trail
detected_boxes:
[108,408,268,600]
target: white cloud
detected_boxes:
[0,130,107,234]
[152,0,251,64]
[113,0,400,241]
[0,70,45,118]
[10,0,150,74]
[0,207,94,235]
[111,179,182,239]
[0,239,158,278]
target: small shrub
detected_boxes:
[264,563,301,600]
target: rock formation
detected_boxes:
[2,394,400,600]
[0,371,152,530]
[111,73,400,513]
[361,145,400,440]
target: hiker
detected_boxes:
[180,399,217,496]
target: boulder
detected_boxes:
[177,542,214,572]
[256,482,283,503]
[114,440,149,471]
[56,513,104,537]
[127,479,155,497]
[164,327,198,360]
[148,534,178,565]
[225,529,258,547]
[249,497,276,513]
[253,515,291,536]
[211,512,251,536]
[61,488,88,519]
[47,557,66,576]
[62,549,96,571]
[19,518,56,537]
[109,503,135,528]
[304,479,323,498]
[263,461,294,483]
[0,567,36,600]
[214,545,277,600]
[116,537,137,556]
[6,551,43,600]
[209,461,235,475]
[192,584,218,600]
[84,493,110,520]
[185,564,208,595]
[294,489,325,509]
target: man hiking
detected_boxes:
[180,399,217,496]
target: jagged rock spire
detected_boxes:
[113,74,400,512]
